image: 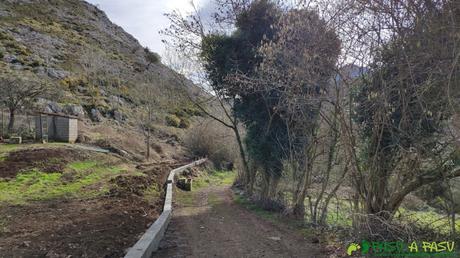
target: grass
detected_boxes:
[18,18,87,46]
[0,143,72,157]
[234,189,460,245]
[143,184,161,202]
[175,188,195,207]
[0,143,68,154]
[320,197,460,235]
[306,195,459,236]
[397,208,460,236]
[175,170,236,206]
[68,160,98,171]
[233,192,326,243]
[323,198,354,227]
[233,194,278,222]
[302,195,460,238]
[0,144,21,154]
[0,160,126,205]
[0,143,24,162]
[193,170,236,190]
[0,143,24,160]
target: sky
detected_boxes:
[85,0,210,56]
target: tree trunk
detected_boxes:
[268,175,280,200]
[1,109,4,137]
[232,126,250,189]
[292,159,312,219]
[146,127,150,160]
[245,160,257,196]
[292,184,307,218]
[364,151,393,219]
[260,171,271,206]
[7,109,15,134]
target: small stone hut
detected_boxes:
[35,112,78,143]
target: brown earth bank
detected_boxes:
[153,186,337,258]
[0,196,157,258]
[0,147,89,179]
[0,144,189,257]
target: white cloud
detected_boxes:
[85,0,210,56]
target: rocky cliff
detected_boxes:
[0,0,195,123]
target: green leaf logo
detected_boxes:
[347,243,361,256]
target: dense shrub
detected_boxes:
[183,119,236,168]
[28,57,44,67]
[144,47,161,64]
[179,118,190,129]
[165,114,180,127]
[61,76,88,91]
[174,106,204,118]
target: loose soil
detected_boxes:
[0,146,184,257]
[0,196,158,257]
[153,185,331,258]
[0,147,88,179]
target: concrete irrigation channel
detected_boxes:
[124,158,207,258]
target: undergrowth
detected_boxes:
[193,170,236,190]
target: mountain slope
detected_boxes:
[0,0,194,121]
[0,0,201,160]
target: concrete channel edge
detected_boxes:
[124,158,207,258]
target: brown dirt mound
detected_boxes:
[0,196,159,257]
[109,175,154,197]
[108,163,173,198]
[0,148,88,179]
[0,147,188,257]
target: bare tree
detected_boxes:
[161,2,252,184]
[0,69,49,133]
[311,0,460,229]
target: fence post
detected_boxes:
[1,108,3,138]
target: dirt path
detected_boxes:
[153,185,326,258]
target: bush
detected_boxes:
[174,108,188,119]
[61,76,88,91]
[29,57,44,67]
[165,114,180,127]
[183,119,236,168]
[184,106,204,116]
[144,47,161,64]
[0,31,12,41]
[175,106,204,118]
[20,130,35,141]
[179,118,190,129]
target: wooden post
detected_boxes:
[1,108,3,138]
[27,112,31,133]
[39,114,43,142]
[147,127,150,159]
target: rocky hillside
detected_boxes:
[0,0,196,123]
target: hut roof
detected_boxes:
[36,112,80,120]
